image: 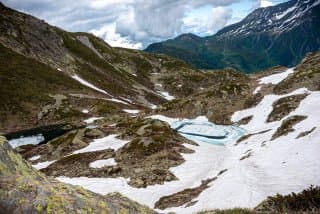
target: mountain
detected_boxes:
[0,2,320,213]
[0,2,207,133]
[145,0,320,73]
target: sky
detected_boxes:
[3,0,288,49]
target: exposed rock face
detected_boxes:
[0,136,155,213]
[155,178,217,210]
[267,94,309,122]
[271,115,308,140]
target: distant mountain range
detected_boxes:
[145,0,320,73]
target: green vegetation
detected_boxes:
[0,44,85,131]
[274,52,320,94]
[56,30,135,96]
[256,186,320,213]
[198,208,253,214]
[145,7,320,73]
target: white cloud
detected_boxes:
[260,0,274,8]
[90,23,142,49]
[183,6,233,35]
[3,0,259,48]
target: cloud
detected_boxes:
[182,6,233,35]
[2,0,248,48]
[90,23,142,49]
[260,0,274,7]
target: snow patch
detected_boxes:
[8,134,45,148]
[158,91,175,101]
[32,160,56,170]
[28,155,41,161]
[84,117,104,124]
[123,109,140,114]
[89,158,117,168]
[259,67,295,85]
[82,109,89,114]
[71,74,112,96]
[253,85,262,94]
[106,98,129,105]
[73,134,128,154]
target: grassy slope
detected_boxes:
[0,44,87,130]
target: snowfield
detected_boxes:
[56,69,319,213]
[258,67,295,85]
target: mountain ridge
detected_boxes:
[145,0,320,72]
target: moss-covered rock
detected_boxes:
[0,136,156,213]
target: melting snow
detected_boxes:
[158,91,175,101]
[73,135,128,154]
[57,88,320,213]
[8,134,45,148]
[259,67,295,85]
[123,109,140,114]
[32,160,56,170]
[84,117,104,124]
[82,109,89,114]
[71,74,112,96]
[253,85,262,94]
[28,155,41,161]
[106,98,129,105]
[171,116,245,145]
[89,158,117,168]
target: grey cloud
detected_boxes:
[3,0,241,48]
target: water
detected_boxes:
[171,118,246,145]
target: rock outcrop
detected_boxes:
[0,136,155,213]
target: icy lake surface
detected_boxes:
[170,117,246,145]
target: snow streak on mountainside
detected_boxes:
[216,0,320,37]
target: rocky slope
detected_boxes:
[0,2,205,133]
[145,0,320,72]
[1,2,320,213]
[0,136,155,213]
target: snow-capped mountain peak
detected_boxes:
[216,0,320,37]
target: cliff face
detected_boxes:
[0,136,155,213]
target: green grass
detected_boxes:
[0,44,82,114]
[256,186,320,213]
